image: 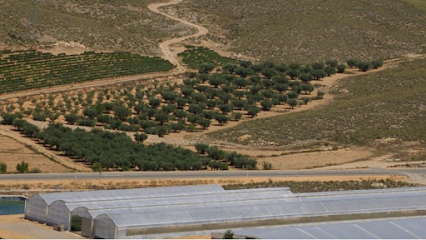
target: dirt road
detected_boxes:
[148,0,209,72]
[0,0,208,101]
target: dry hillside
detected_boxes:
[0,0,194,55]
[208,57,426,150]
[165,0,426,63]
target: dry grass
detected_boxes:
[167,0,426,63]
[0,0,195,55]
[209,58,426,149]
[260,148,373,170]
[0,176,402,193]
[0,133,71,173]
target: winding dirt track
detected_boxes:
[148,0,209,72]
[0,1,425,183]
[0,0,206,101]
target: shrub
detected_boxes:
[324,66,336,76]
[316,90,325,99]
[134,133,148,144]
[197,118,211,130]
[232,112,243,121]
[77,118,95,127]
[1,112,21,125]
[326,59,338,68]
[223,230,234,239]
[29,168,41,173]
[261,100,273,111]
[195,143,209,154]
[371,60,384,69]
[347,59,359,68]
[247,106,260,117]
[262,161,273,170]
[206,146,226,160]
[170,123,185,132]
[216,114,230,125]
[16,161,29,173]
[65,114,79,125]
[287,99,298,109]
[0,163,7,173]
[33,113,46,121]
[92,162,102,172]
[337,64,346,73]
[356,61,371,72]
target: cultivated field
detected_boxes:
[0,50,174,94]
[209,57,426,152]
[0,0,424,182]
[0,45,387,172]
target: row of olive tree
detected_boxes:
[1,113,257,171]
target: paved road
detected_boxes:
[1,169,425,182]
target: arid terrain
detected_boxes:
[0,0,425,189]
[1,2,426,239]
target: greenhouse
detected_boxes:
[24,185,426,239]
[47,187,292,233]
[93,187,426,239]
[233,216,426,239]
[25,184,224,223]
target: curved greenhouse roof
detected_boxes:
[47,187,292,230]
[96,187,426,228]
[25,185,426,239]
[66,187,292,214]
[25,184,224,223]
[234,216,426,239]
[35,184,225,205]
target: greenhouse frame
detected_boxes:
[25,184,224,224]
[24,185,426,239]
[47,187,292,233]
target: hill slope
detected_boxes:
[0,0,194,55]
[208,57,426,148]
[167,0,426,63]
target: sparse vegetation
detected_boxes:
[16,161,29,173]
[209,58,426,147]
[0,163,7,173]
[0,0,194,54]
[171,0,426,63]
[223,179,417,192]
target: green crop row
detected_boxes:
[0,50,174,94]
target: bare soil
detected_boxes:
[260,148,373,170]
[0,0,424,176]
[0,176,401,193]
[0,214,82,239]
[0,129,72,173]
[148,0,209,72]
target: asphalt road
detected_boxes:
[1,169,425,181]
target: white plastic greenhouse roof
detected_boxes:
[66,187,292,214]
[72,187,293,218]
[36,184,224,205]
[97,187,426,228]
[293,186,426,198]
[234,217,426,239]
